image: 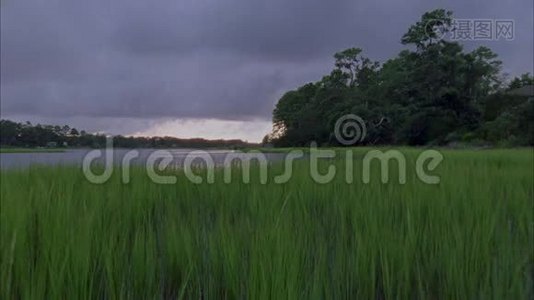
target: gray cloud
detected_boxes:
[1,0,532,135]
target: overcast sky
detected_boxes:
[1,0,532,141]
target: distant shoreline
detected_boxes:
[0,147,67,153]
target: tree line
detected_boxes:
[266,9,534,147]
[0,119,254,149]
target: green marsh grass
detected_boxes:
[0,148,532,299]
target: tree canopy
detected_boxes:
[267,9,533,147]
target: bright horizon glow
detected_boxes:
[130,118,273,143]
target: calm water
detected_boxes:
[0,149,288,170]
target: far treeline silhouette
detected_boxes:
[265,9,534,147]
[0,119,255,149]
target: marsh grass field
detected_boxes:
[0,148,533,299]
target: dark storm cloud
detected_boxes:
[1,0,532,134]
[113,0,360,61]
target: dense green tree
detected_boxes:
[333,48,379,88]
[401,9,453,50]
[268,9,532,147]
[508,73,534,89]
